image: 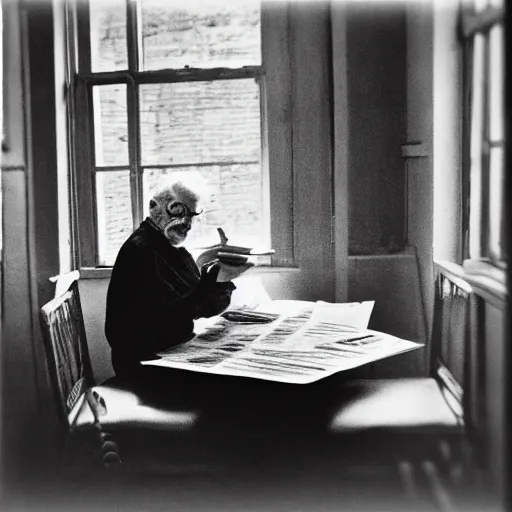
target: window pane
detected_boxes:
[488,25,504,142]
[89,0,128,72]
[140,79,260,166]
[140,0,261,71]
[96,170,133,265]
[488,147,506,262]
[93,84,129,166]
[142,165,266,249]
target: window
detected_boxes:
[70,0,290,267]
[461,0,506,267]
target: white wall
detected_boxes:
[1,0,55,487]
[432,1,463,263]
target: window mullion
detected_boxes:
[75,0,91,74]
[65,0,79,270]
[79,67,262,85]
[74,0,97,266]
[127,80,142,229]
[480,34,490,257]
[126,0,142,229]
[126,0,140,73]
[461,38,473,260]
[75,81,99,267]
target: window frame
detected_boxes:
[68,0,294,269]
[460,2,506,269]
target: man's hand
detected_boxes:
[194,260,236,319]
[200,260,221,288]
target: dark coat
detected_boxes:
[105,219,235,375]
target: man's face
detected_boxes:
[162,193,201,246]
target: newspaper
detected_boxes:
[142,300,422,384]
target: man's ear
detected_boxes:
[149,199,157,209]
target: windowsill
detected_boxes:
[462,258,507,309]
[435,259,507,309]
[348,249,416,261]
[434,260,472,293]
[79,265,300,280]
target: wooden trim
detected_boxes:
[79,265,300,280]
[262,2,294,267]
[480,34,491,257]
[259,72,272,252]
[331,1,349,303]
[126,0,141,229]
[94,165,137,172]
[126,0,139,73]
[464,258,507,283]
[127,80,142,229]
[469,293,488,467]
[65,0,78,83]
[468,34,486,258]
[25,0,61,305]
[461,38,472,260]
[75,0,91,74]
[434,260,473,294]
[95,161,261,172]
[466,294,485,450]
[400,142,429,158]
[74,0,97,266]
[74,81,97,267]
[80,267,114,279]
[431,269,445,377]
[134,0,144,71]
[65,0,80,271]
[463,259,507,309]
[78,67,263,85]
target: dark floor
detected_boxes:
[0,420,501,512]
[1,456,499,512]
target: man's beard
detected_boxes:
[163,218,190,246]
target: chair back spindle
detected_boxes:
[431,264,473,425]
[40,272,95,428]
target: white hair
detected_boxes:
[151,171,208,207]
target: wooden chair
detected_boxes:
[299,262,483,506]
[40,271,216,478]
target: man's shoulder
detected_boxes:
[126,223,152,246]
[117,223,157,260]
